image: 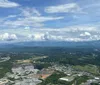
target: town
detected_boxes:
[0,50,100,85]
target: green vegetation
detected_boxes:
[59,75,90,85]
[38,71,90,85]
[0,61,13,78]
[91,83,100,85]
[34,63,51,70]
[75,75,90,85]
[0,47,100,84]
[73,64,99,75]
[38,71,67,85]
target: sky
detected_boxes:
[0,0,100,42]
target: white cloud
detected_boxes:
[0,0,19,8]
[43,33,83,42]
[28,32,65,41]
[20,7,41,17]
[0,7,63,28]
[0,33,17,41]
[26,31,96,42]
[37,26,97,32]
[3,16,63,28]
[28,33,45,41]
[45,3,82,13]
[24,26,30,30]
[28,16,63,22]
[80,32,91,37]
[0,25,100,42]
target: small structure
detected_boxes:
[94,77,100,80]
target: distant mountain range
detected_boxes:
[0,40,100,48]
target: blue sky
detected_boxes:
[0,0,100,42]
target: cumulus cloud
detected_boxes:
[45,3,82,13]
[0,25,99,42]
[0,33,17,41]
[28,32,64,41]
[0,0,19,8]
[43,32,83,42]
[26,31,96,42]
[28,33,45,41]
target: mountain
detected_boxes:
[0,40,100,52]
[0,40,100,48]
